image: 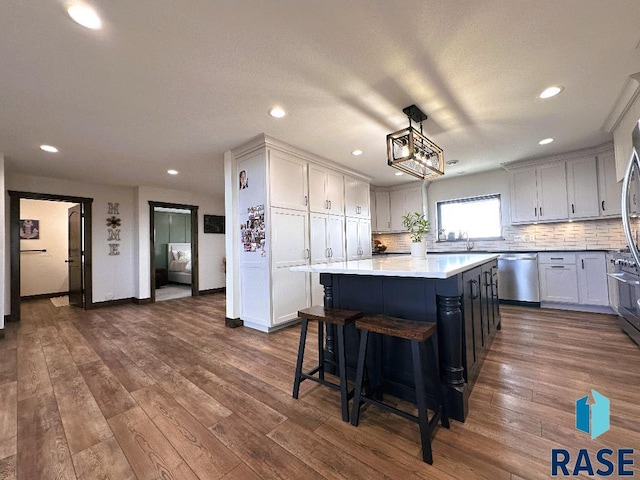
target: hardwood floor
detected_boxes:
[0,296,639,479]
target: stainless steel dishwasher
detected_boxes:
[497,253,540,304]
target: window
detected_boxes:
[436,194,502,240]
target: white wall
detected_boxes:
[19,199,74,296]
[136,186,225,299]
[5,173,136,307]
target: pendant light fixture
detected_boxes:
[387,105,444,179]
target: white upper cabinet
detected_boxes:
[566,156,600,220]
[308,164,345,215]
[537,163,568,221]
[346,217,371,260]
[345,175,370,217]
[510,163,567,224]
[388,186,423,232]
[374,191,391,232]
[597,149,622,217]
[309,212,345,264]
[269,150,308,211]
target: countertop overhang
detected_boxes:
[291,253,499,279]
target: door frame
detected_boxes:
[8,190,93,322]
[149,201,199,302]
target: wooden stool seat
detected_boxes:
[292,307,362,422]
[351,315,449,464]
[298,306,363,325]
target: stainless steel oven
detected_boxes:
[607,252,640,346]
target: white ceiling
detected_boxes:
[1,1,640,197]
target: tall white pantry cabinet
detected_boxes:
[233,135,371,332]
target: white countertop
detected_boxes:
[291,253,499,279]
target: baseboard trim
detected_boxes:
[540,302,615,314]
[133,298,153,305]
[89,297,136,309]
[225,317,243,328]
[0,328,4,339]
[200,287,226,296]
[5,314,18,323]
[20,291,69,301]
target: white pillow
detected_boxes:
[171,250,179,260]
[177,250,191,261]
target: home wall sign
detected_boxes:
[107,202,121,255]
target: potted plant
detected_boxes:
[401,212,431,258]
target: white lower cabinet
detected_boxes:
[538,251,609,307]
[576,252,609,306]
[272,267,310,325]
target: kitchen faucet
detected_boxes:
[463,232,474,251]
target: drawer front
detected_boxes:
[538,252,576,265]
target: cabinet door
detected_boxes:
[326,170,345,215]
[327,215,346,262]
[389,190,405,232]
[567,156,600,219]
[404,187,423,216]
[577,253,609,306]
[308,164,327,214]
[374,191,391,232]
[345,217,360,260]
[537,163,568,221]
[598,150,622,217]
[462,268,482,381]
[271,208,309,268]
[270,150,308,211]
[272,267,310,325]
[358,219,372,258]
[357,182,370,217]
[539,264,579,303]
[344,176,359,217]
[309,213,328,264]
[510,168,538,223]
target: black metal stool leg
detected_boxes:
[350,329,369,426]
[425,337,450,429]
[336,324,349,422]
[411,339,433,465]
[292,318,309,399]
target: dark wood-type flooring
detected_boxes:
[0,296,639,479]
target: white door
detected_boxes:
[326,170,345,215]
[537,163,568,221]
[510,168,538,223]
[597,150,622,217]
[309,213,328,264]
[389,190,405,231]
[567,156,599,219]
[539,265,579,303]
[375,191,391,232]
[344,175,359,217]
[577,253,609,306]
[404,187,423,216]
[327,215,346,262]
[357,182,370,217]
[271,208,309,268]
[346,217,360,260]
[308,164,327,214]
[272,267,310,325]
[269,150,308,211]
[358,219,372,258]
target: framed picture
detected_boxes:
[204,215,225,234]
[20,219,40,239]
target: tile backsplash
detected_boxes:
[373,218,631,253]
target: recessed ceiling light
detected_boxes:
[394,172,404,176]
[539,138,554,145]
[351,149,363,156]
[167,169,178,175]
[539,86,564,99]
[268,107,286,118]
[66,3,102,30]
[446,159,459,166]
[40,145,58,153]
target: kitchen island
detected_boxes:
[292,253,501,422]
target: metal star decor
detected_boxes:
[106,216,121,228]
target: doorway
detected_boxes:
[9,191,93,322]
[149,201,198,302]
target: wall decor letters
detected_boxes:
[107,202,122,255]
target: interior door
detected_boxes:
[68,204,83,307]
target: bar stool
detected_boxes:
[292,306,363,422]
[350,315,449,464]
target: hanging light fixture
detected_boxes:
[387,104,444,179]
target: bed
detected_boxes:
[167,243,192,285]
